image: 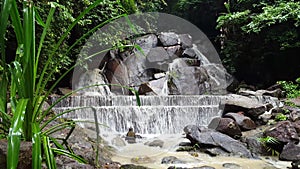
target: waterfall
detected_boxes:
[50,95,224,134]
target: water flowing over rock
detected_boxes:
[50,95,224,134]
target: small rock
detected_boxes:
[120,164,150,169]
[145,139,164,148]
[222,163,242,169]
[111,136,126,147]
[182,48,196,58]
[130,156,154,164]
[161,156,185,164]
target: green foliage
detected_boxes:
[216,0,300,85]
[274,113,288,121]
[278,77,300,98]
[257,136,280,156]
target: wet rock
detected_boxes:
[184,125,212,145]
[244,136,270,156]
[224,94,268,119]
[182,48,196,58]
[111,136,126,147]
[208,117,242,138]
[158,32,180,46]
[179,34,193,49]
[224,112,256,130]
[168,167,215,169]
[125,136,136,144]
[264,121,299,143]
[238,88,283,98]
[205,147,230,156]
[280,142,300,161]
[161,156,186,164]
[222,163,242,169]
[198,166,216,169]
[120,164,150,169]
[184,125,253,158]
[0,140,32,169]
[130,156,155,164]
[145,139,164,148]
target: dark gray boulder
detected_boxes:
[264,121,299,143]
[184,125,253,158]
[280,142,300,161]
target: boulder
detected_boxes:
[179,34,193,49]
[293,120,300,136]
[168,67,209,95]
[105,59,130,95]
[138,77,168,95]
[264,121,299,143]
[279,142,300,161]
[208,117,242,138]
[135,34,158,57]
[224,94,268,119]
[165,45,182,59]
[75,69,112,96]
[224,112,256,130]
[158,32,180,46]
[243,136,270,156]
[146,47,170,70]
[184,125,253,158]
[161,156,185,164]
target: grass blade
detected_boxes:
[7,99,28,169]
[43,136,57,169]
[52,148,87,164]
[32,123,42,169]
[10,0,23,45]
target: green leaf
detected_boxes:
[32,123,42,169]
[10,0,23,45]
[7,99,28,169]
[52,148,87,164]
[43,136,57,169]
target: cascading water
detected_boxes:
[50,95,224,134]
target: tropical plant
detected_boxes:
[0,0,140,168]
[216,0,300,87]
[257,136,280,156]
[278,77,300,98]
[274,113,288,121]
